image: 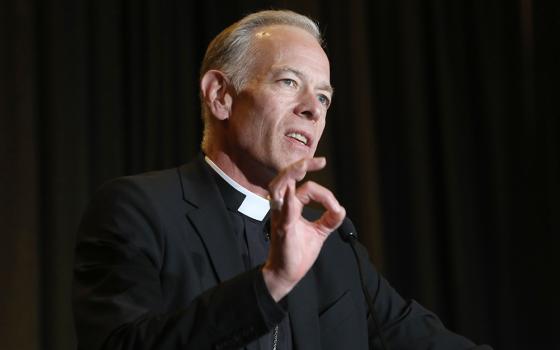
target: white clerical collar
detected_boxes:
[205,156,270,221]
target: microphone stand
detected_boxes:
[339,220,390,350]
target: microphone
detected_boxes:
[338,219,358,241]
[338,219,390,350]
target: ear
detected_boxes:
[200,70,233,121]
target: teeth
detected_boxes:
[287,132,308,145]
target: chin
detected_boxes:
[266,148,315,171]
[277,155,309,169]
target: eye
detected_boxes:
[317,94,331,107]
[280,79,298,88]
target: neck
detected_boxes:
[204,147,274,198]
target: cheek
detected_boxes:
[232,90,289,143]
[315,120,326,140]
[252,103,285,136]
[318,118,326,132]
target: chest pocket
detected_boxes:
[318,290,368,349]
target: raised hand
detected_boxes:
[262,157,346,301]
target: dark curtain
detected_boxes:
[1,0,558,349]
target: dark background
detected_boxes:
[1,0,558,349]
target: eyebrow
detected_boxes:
[275,67,334,95]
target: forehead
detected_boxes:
[253,24,320,44]
[248,25,330,79]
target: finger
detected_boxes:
[269,157,326,202]
[270,177,294,213]
[295,181,337,207]
[302,157,327,173]
[285,157,325,181]
[271,181,301,235]
[295,181,346,233]
[270,197,284,211]
[283,180,301,225]
[314,205,346,235]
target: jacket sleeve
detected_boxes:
[345,220,493,350]
[73,178,285,350]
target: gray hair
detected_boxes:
[200,10,323,148]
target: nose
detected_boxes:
[294,90,323,122]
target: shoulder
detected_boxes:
[82,164,198,232]
[100,167,182,198]
[93,155,207,206]
[78,164,200,256]
[82,167,184,224]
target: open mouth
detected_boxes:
[286,132,309,146]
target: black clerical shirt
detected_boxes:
[206,158,292,350]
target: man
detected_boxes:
[73,10,491,350]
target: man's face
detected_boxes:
[226,25,332,177]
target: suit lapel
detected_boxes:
[288,271,321,349]
[179,156,245,282]
[288,207,324,349]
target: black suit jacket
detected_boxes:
[73,155,491,350]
